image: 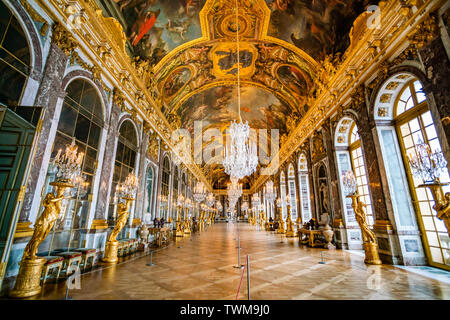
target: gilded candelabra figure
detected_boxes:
[176,195,185,237]
[408,141,450,236]
[276,198,285,234]
[10,140,84,298]
[343,170,382,265]
[103,172,138,264]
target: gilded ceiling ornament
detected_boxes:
[378,107,388,117]
[408,15,438,49]
[167,113,182,130]
[380,94,392,103]
[147,131,160,160]
[51,23,76,56]
[112,88,125,108]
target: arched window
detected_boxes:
[0,1,30,106]
[145,166,154,219]
[348,123,374,225]
[287,164,298,221]
[280,172,287,220]
[394,79,449,268]
[108,119,138,225]
[161,156,170,219]
[298,154,312,222]
[39,78,104,253]
[172,166,179,219]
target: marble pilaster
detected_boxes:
[19,43,68,223]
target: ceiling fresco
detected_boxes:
[96,0,375,65]
[178,85,291,135]
[266,0,375,61]
[94,0,376,187]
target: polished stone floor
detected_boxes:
[36,222,450,300]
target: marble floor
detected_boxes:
[35,222,450,300]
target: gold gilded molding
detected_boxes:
[91,219,108,230]
[51,22,76,55]
[373,220,394,231]
[14,221,34,238]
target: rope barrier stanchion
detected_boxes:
[235,258,247,300]
[247,254,250,300]
[146,250,154,266]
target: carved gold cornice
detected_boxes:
[51,22,76,55]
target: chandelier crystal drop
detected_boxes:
[342,170,358,195]
[193,181,207,202]
[251,193,260,207]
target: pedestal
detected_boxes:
[102,241,119,264]
[363,242,382,265]
[9,258,46,298]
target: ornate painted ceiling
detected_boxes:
[94,0,377,187]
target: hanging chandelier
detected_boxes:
[251,193,260,207]
[263,180,276,203]
[216,200,223,212]
[206,192,215,206]
[227,177,242,203]
[222,0,258,180]
[193,181,207,202]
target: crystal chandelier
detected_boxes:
[221,0,258,180]
[408,140,448,183]
[241,201,248,211]
[251,193,260,207]
[52,139,84,183]
[116,171,138,199]
[193,181,207,202]
[227,177,242,203]
[342,170,358,195]
[263,180,276,203]
[206,192,215,206]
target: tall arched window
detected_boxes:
[108,119,138,225]
[161,156,170,219]
[145,165,154,220]
[394,79,449,268]
[172,166,179,219]
[0,1,30,106]
[287,164,298,221]
[39,78,104,253]
[280,172,287,220]
[348,123,374,225]
[298,154,312,222]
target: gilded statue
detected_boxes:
[107,200,130,243]
[22,188,65,261]
[354,200,376,243]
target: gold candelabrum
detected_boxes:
[10,139,85,298]
[259,210,265,229]
[277,207,285,234]
[10,181,74,298]
[347,193,382,265]
[408,142,449,236]
[285,205,296,237]
[102,197,134,264]
[183,207,191,235]
[418,182,450,236]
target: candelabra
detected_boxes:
[11,140,85,298]
[193,181,207,202]
[343,170,381,265]
[184,198,192,234]
[175,195,185,237]
[285,195,296,237]
[408,141,449,236]
[276,198,285,234]
[103,171,138,265]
